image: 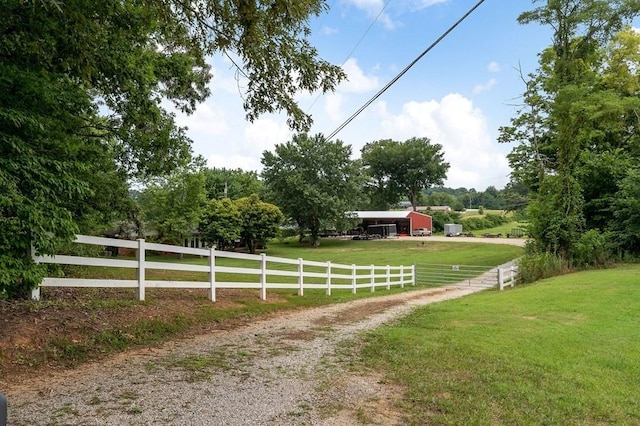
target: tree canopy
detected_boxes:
[235,195,284,254]
[1,0,345,298]
[502,0,640,262]
[361,137,449,211]
[203,168,264,200]
[261,133,364,246]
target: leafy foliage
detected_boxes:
[203,168,263,200]
[1,0,345,298]
[502,2,640,264]
[460,214,510,232]
[361,138,449,211]
[235,195,284,253]
[261,134,364,246]
[198,198,242,251]
[139,163,207,245]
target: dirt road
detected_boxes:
[4,261,513,425]
[400,235,527,246]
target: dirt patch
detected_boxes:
[0,287,290,385]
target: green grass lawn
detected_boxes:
[357,265,640,424]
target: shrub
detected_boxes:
[571,230,614,268]
[517,251,566,284]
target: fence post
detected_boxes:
[298,258,304,296]
[209,247,216,302]
[30,245,41,301]
[411,264,416,286]
[386,265,391,290]
[510,266,515,288]
[370,265,375,293]
[326,261,332,296]
[498,267,504,291]
[137,238,146,301]
[260,253,267,300]
[400,265,404,288]
[351,264,357,294]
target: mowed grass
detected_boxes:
[358,265,640,424]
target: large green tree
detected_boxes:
[261,134,364,246]
[235,195,284,254]
[361,137,449,211]
[203,168,263,200]
[139,162,207,246]
[502,1,640,260]
[198,198,242,251]
[1,0,345,298]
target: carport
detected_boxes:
[350,211,433,236]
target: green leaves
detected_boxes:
[261,133,364,245]
[504,1,640,262]
[2,0,344,297]
[361,138,449,211]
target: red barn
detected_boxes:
[350,211,433,236]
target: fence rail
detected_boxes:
[32,235,415,301]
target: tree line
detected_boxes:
[501,0,640,276]
[137,135,451,251]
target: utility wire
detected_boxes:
[326,0,487,141]
[305,0,392,114]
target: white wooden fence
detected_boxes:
[31,235,415,301]
[498,265,518,290]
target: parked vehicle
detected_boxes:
[412,228,432,236]
[444,223,463,237]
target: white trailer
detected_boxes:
[444,223,463,237]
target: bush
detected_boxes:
[571,230,615,268]
[517,251,566,284]
[430,211,462,233]
[460,214,510,231]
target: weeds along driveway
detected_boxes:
[3,262,512,426]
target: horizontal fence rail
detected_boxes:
[32,235,416,302]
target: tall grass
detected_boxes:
[517,251,566,283]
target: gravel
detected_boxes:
[4,269,505,426]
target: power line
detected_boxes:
[305,0,392,114]
[326,0,487,141]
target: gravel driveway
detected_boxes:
[5,263,512,425]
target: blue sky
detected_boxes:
[173,0,553,191]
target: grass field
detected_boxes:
[356,265,640,424]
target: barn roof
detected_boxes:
[349,210,431,219]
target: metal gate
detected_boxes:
[414,263,499,288]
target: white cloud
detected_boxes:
[344,0,396,29]
[324,93,346,123]
[244,119,292,153]
[343,0,447,28]
[487,61,501,73]
[411,0,448,10]
[375,93,510,189]
[206,119,291,173]
[173,103,229,137]
[472,78,497,94]
[322,25,339,35]
[340,58,380,93]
